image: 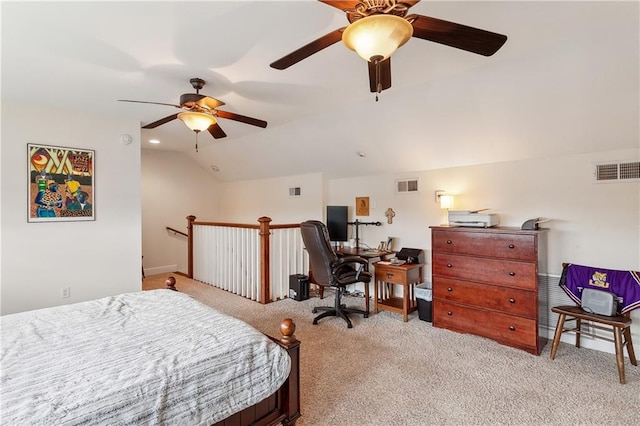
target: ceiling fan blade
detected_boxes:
[411,15,507,56]
[118,99,181,108]
[141,113,179,129]
[208,123,227,139]
[216,110,267,128]
[319,0,421,11]
[368,57,392,93]
[270,28,345,69]
[196,96,225,110]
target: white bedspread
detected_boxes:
[0,290,291,425]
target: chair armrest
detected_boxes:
[331,256,367,271]
[331,256,369,281]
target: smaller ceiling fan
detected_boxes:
[119,78,267,151]
[270,0,508,99]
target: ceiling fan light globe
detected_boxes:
[178,111,217,132]
[342,14,413,62]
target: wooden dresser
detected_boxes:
[430,226,547,355]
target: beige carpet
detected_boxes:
[143,274,640,425]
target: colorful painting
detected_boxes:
[28,144,95,222]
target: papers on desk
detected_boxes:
[377,259,406,266]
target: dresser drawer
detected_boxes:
[433,277,537,318]
[433,300,538,349]
[432,230,536,261]
[433,253,537,290]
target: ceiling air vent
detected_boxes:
[594,161,640,183]
[396,178,419,193]
[289,187,301,197]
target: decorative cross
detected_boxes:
[385,208,396,224]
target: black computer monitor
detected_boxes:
[326,206,348,242]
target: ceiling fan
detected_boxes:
[270,0,507,98]
[119,78,267,151]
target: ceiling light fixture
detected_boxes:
[177,111,217,153]
[342,12,412,101]
[178,111,217,133]
[342,14,413,63]
[149,139,160,144]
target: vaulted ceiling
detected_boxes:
[2,1,638,181]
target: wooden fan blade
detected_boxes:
[141,113,179,129]
[208,123,227,139]
[319,0,421,11]
[196,96,225,110]
[368,57,391,93]
[118,99,182,108]
[270,28,345,69]
[216,110,267,128]
[411,15,507,56]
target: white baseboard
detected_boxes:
[144,264,179,276]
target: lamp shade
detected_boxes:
[342,14,413,62]
[439,194,454,210]
[178,111,216,132]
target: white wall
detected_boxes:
[141,150,221,275]
[1,102,142,315]
[218,172,325,224]
[328,148,640,275]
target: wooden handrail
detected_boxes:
[166,226,188,237]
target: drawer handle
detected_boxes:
[508,244,515,249]
[447,263,453,268]
[509,298,516,304]
[446,240,452,244]
[509,272,516,277]
[447,287,453,292]
[509,326,516,331]
[386,273,393,279]
[447,311,453,316]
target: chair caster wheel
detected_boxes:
[312,308,318,313]
[313,319,318,325]
[364,313,369,318]
[347,323,353,328]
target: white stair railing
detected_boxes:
[188,216,306,303]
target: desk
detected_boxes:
[374,262,424,322]
[310,248,393,314]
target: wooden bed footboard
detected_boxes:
[214,319,301,426]
[166,278,301,426]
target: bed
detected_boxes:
[0,285,301,425]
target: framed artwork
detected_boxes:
[355,196,370,216]
[28,144,95,222]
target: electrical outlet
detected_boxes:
[61,287,70,298]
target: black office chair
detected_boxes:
[300,220,371,328]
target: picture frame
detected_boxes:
[28,144,95,222]
[355,196,370,216]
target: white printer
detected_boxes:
[448,210,500,228]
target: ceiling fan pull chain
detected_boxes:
[373,55,383,102]
[195,132,199,153]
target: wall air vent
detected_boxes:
[594,161,640,183]
[396,178,419,193]
[289,187,301,197]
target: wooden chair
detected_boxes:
[550,305,636,383]
[550,263,638,384]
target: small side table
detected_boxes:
[374,262,424,322]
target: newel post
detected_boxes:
[187,215,196,278]
[258,216,272,304]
